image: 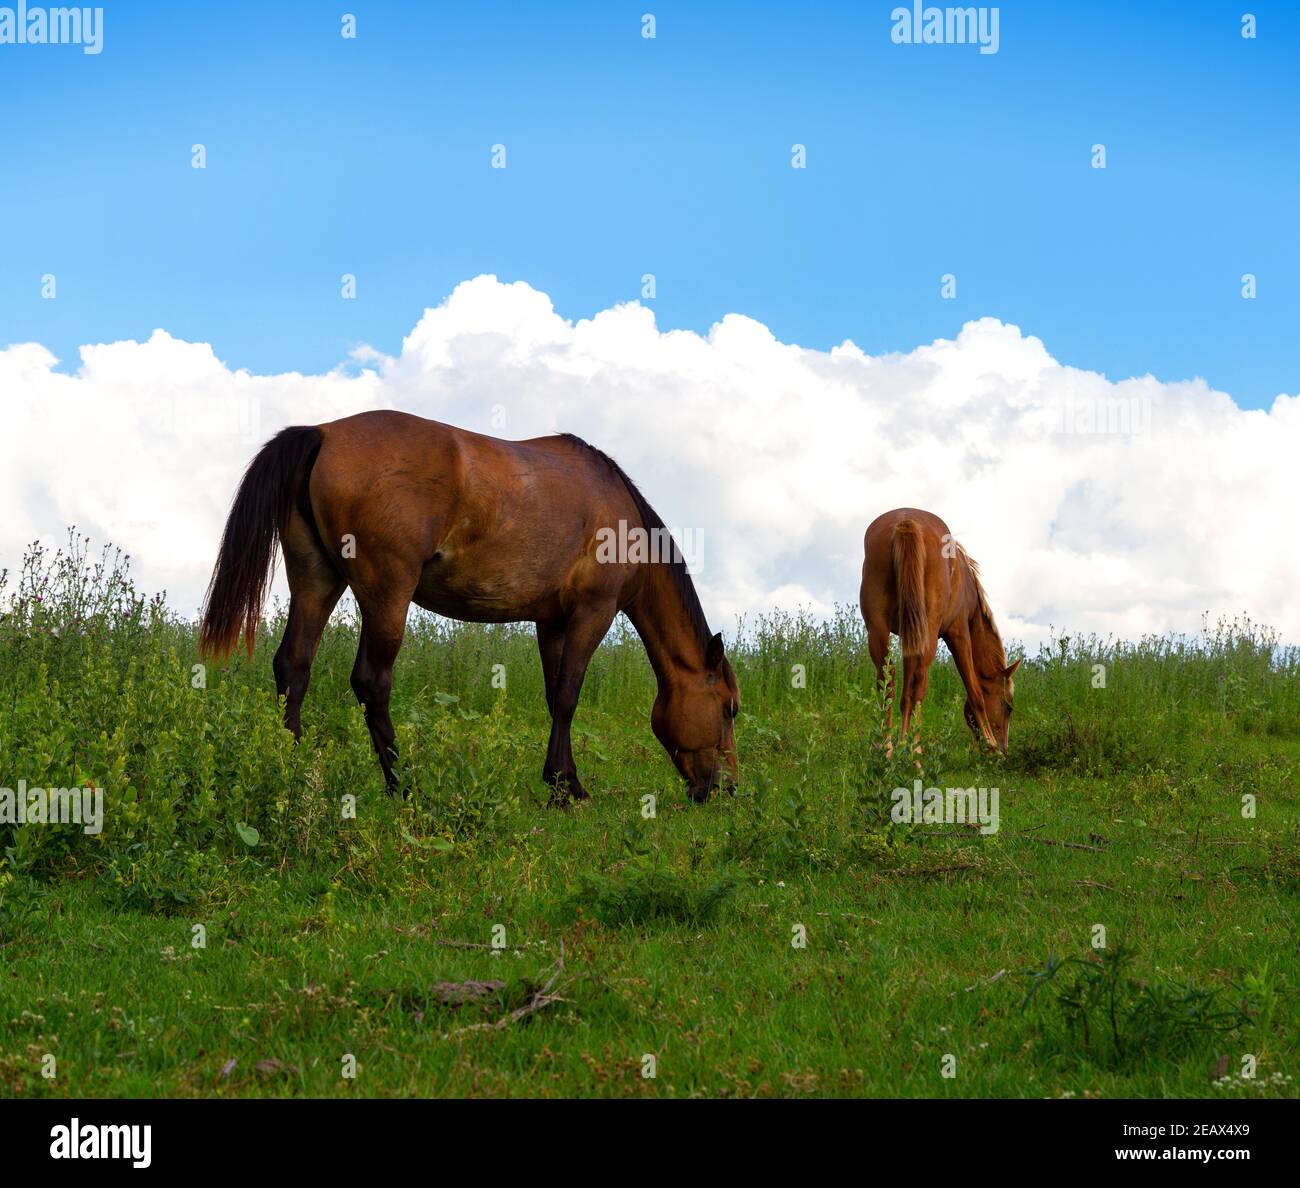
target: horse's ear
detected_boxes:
[705,632,726,671]
[1003,659,1022,679]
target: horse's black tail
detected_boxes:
[199,426,321,660]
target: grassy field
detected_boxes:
[1,534,1297,1099]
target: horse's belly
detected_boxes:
[412,557,560,624]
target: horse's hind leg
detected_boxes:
[866,620,895,740]
[350,593,412,792]
[899,635,939,749]
[273,538,344,740]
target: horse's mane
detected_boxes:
[955,543,1006,664]
[557,433,713,651]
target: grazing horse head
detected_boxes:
[965,657,1021,756]
[651,631,740,803]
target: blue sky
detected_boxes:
[1,0,1296,408]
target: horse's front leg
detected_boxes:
[945,627,998,751]
[541,602,617,806]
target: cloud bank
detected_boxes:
[2,275,1295,647]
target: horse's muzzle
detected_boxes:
[688,774,736,803]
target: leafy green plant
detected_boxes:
[567,825,738,927]
[1020,944,1253,1070]
[401,696,524,842]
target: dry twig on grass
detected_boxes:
[431,979,507,1006]
[1027,836,1105,853]
[433,938,531,953]
[443,940,567,1038]
[948,968,1008,998]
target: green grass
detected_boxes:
[1,533,1297,1098]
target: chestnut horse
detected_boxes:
[859,508,1020,754]
[200,411,739,804]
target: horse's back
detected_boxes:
[307,410,635,622]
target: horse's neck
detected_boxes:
[624,562,705,692]
[967,599,1005,679]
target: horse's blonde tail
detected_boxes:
[892,519,928,657]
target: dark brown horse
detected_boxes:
[859,508,1020,754]
[199,411,739,803]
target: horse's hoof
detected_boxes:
[549,792,590,811]
[544,773,589,807]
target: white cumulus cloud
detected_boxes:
[2,275,1295,647]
